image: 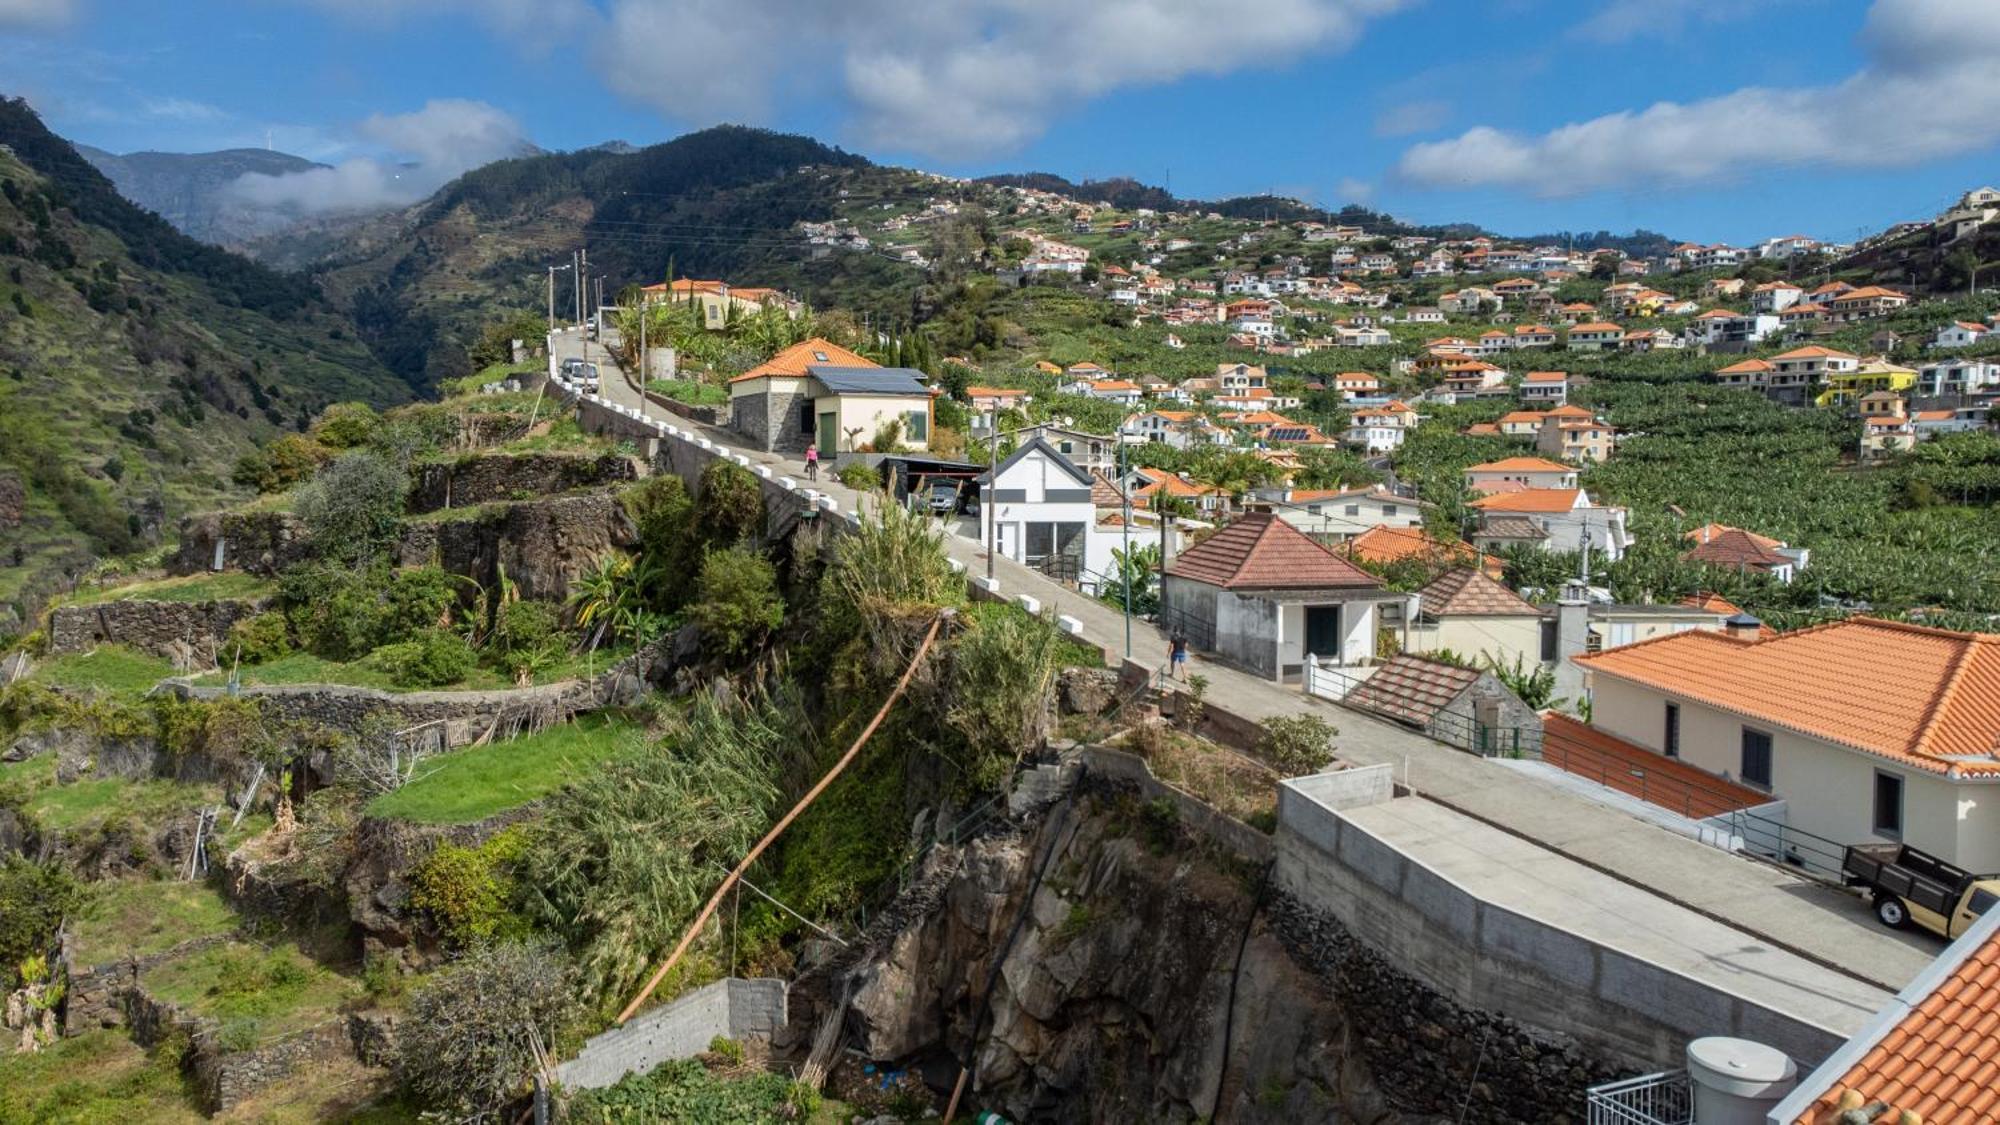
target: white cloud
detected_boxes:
[1398,0,2000,196]
[140,97,226,122]
[1373,99,1449,138]
[1335,176,1375,204]
[1571,0,1768,43]
[224,99,528,215]
[0,0,76,29]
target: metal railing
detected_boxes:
[1725,805,1848,882]
[1586,1071,1693,1125]
[1154,603,1218,653]
[1517,728,1761,822]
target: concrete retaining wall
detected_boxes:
[1079,746,1274,863]
[556,978,788,1091]
[1273,781,1845,1068]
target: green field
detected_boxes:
[62,572,276,607]
[70,880,240,964]
[365,715,649,824]
[29,646,178,694]
[144,940,364,1047]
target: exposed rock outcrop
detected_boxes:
[406,451,640,515]
[830,784,1619,1124]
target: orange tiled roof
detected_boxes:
[1683,528,1793,571]
[1542,404,1596,418]
[1682,523,1783,550]
[966,385,1027,398]
[1521,370,1568,383]
[1165,511,1381,591]
[1344,526,1502,577]
[1790,912,2000,1123]
[1468,488,1583,513]
[730,337,876,382]
[1570,322,1624,333]
[1498,410,1547,425]
[1576,617,2000,774]
[1463,422,1502,436]
[1716,358,1775,374]
[1418,568,1539,616]
[1774,346,1859,361]
[1467,456,1573,473]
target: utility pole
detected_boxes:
[546,265,557,333]
[637,296,648,417]
[986,406,999,580]
[578,249,589,365]
[1120,438,1132,663]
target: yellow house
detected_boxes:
[728,338,937,454]
[1816,359,1918,408]
[640,278,792,330]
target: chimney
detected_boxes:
[1724,613,1763,641]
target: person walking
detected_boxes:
[804,442,820,482]
[1169,629,1189,680]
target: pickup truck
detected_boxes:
[1843,841,2000,939]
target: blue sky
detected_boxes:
[4,0,1996,244]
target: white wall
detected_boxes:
[1407,614,1543,666]
[1590,676,2000,868]
[832,395,931,452]
[980,446,1103,581]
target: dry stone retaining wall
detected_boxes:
[406,451,639,515]
[47,597,266,660]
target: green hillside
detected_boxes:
[0,96,410,627]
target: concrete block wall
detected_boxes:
[555,978,787,1091]
[1273,783,1846,1069]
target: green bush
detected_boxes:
[281,566,386,661]
[0,858,81,986]
[309,401,381,449]
[1256,714,1337,776]
[837,461,880,491]
[294,451,407,566]
[231,433,330,493]
[696,460,766,548]
[396,940,574,1118]
[408,827,530,950]
[567,1058,821,1123]
[491,598,559,657]
[368,629,475,689]
[691,548,784,659]
[381,567,462,642]
[225,611,292,665]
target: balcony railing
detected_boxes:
[1586,1071,1693,1125]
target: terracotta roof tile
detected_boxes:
[1090,471,1127,508]
[1682,528,1794,571]
[730,337,876,382]
[1468,488,1583,513]
[1577,617,2000,774]
[1795,915,2000,1123]
[1343,526,1502,576]
[1418,569,1539,616]
[1466,456,1573,473]
[1344,655,1482,727]
[1164,511,1381,591]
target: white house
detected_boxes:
[1344,400,1419,454]
[1934,321,1991,349]
[976,437,1115,586]
[1576,617,2000,870]
[1917,359,2000,397]
[1469,488,1633,561]
[1750,281,1803,314]
[1463,456,1578,493]
[1257,487,1428,539]
[1518,370,1570,405]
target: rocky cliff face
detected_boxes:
[831,783,1617,1124]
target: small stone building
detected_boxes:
[728,337,936,454]
[1342,653,1543,754]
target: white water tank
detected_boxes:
[1686,1037,1797,1125]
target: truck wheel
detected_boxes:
[1876,895,1908,929]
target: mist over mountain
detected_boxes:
[76,144,328,247]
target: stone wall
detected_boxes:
[1078,746,1275,863]
[194,1019,355,1112]
[165,676,606,747]
[47,597,266,661]
[556,978,789,1091]
[172,510,310,576]
[407,451,640,515]
[395,491,636,602]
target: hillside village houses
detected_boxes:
[1469,487,1634,561]
[728,338,936,454]
[1345,399,1420,453]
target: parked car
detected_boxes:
[575,362,600,390]
[1843,841,2000,938]
[920,478,962,515]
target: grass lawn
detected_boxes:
[30,646,178,694]
[0,1030,203,1124]
[193,642,635,694]
[27,774,219,833]
[63,572,275,607]
[366,715,648,824]
[647,377,728,406]
[144,941,363,1048]
[71,880,241,965]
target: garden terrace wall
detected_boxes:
[46,597,267,660]
[163,676,607,748]
[395,491,636,602]
[555,978,788,1091]
[406,451,641,515]
[172,510,310,577]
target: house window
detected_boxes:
[1345,505,1361,517]
[1058,441,1073,454]
[1874,771,1904,838]
[1383,505,1398,517]
[1664,703,1680,758]
[1741,729,1773,789]
[904,411,928,442]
